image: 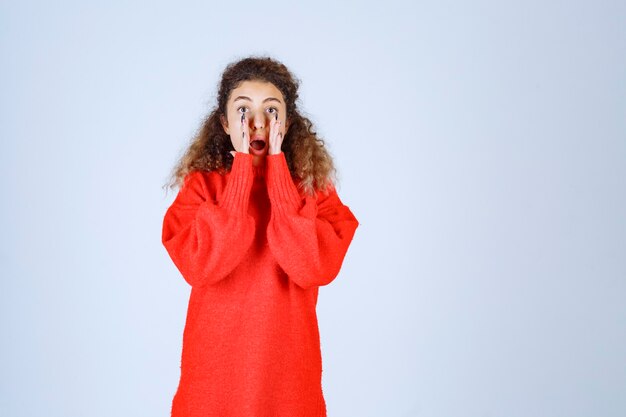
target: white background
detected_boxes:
[1,1,625,416]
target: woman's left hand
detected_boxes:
[268,112,285,155]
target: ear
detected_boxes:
[284,118,290,136]
[220,114,230,135]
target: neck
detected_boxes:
[252,155,265,167]
[252,156,267,176]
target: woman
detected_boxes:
[162,56,359,417]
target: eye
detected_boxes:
[266,107,278,115]
[237,106,249,114]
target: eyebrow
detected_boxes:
[232,95,283,104]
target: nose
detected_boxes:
[252,112,267,131]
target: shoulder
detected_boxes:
[178,169,227,203]
[313,182,359,224]
[313,181,339,202]
[310,182,344,212]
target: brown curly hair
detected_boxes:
[164,56,336,196]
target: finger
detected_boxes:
[269,118,277,153]
[241,113,250,154]
[276,121,282,142]
[270,114,278,138]
[268,115,278,152]
[270,121,283,155]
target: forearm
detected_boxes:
[162,153,256,287]
[265,153,359,289]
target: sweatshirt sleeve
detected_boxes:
[265,153,359,289]
[161,153,256,287]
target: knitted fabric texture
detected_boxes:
[162,152,359,417]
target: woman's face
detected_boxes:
[220,80,289,164]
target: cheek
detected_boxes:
[225,114,241,134]
[229,131,240,150]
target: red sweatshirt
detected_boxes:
[162,152,359,417]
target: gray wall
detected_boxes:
[1,1,624,416]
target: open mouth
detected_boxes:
[250,139,266,151]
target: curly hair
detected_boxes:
[164,56,336,196]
